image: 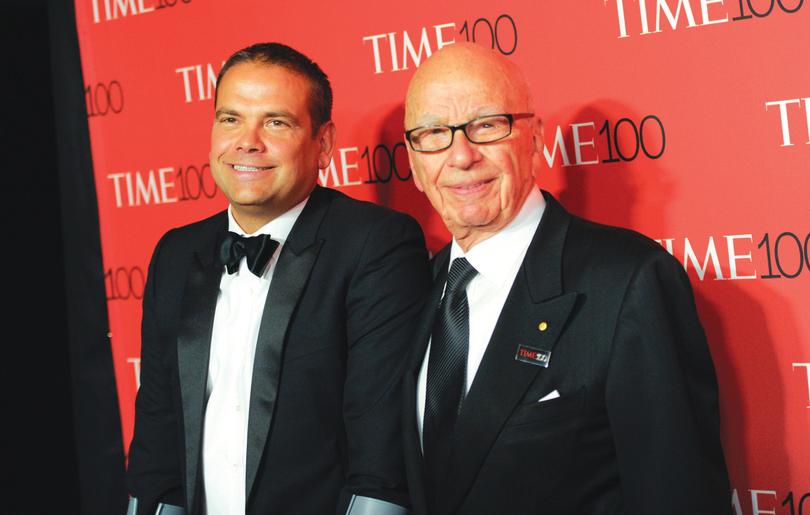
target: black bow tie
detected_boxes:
[218,231,279,277]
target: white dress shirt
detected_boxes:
[416,188,545,442]
[202,198,307,515]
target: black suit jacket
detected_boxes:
[403,192,731,515]
[127,186,431,515]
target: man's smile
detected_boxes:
[229,163,275,173]
[444,177,496,196]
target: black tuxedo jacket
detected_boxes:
[127,186,431,515]
[403,192,731,515]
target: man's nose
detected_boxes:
[446,128,482,170]
[236,125,266,153]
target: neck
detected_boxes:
[231,211,271,235]
[230,189,312,234]
[452,229,496,253]
[231,204,287,234]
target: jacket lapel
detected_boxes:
[441,192,580,514]
[402,248,450,514]
[407,246,451,378]
[176,212,228,512]
[244,187,329,500]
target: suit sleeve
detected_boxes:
[605,251,731,515]
[126,233,186,514]
[337,212,431,514]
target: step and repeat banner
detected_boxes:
[73,1,807,512]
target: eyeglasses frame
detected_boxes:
[404,112,535,152]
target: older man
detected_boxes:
[401,43,730,515]
[126,43,429,515]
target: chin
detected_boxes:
[456,208,498,228]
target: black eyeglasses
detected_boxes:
[404,113,534,152]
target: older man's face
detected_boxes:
[405,52,540,247]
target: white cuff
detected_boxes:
[345,495,409,515]
[156,503,186,515]
[126,498,186,515]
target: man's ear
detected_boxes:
[530,116,544,178]
[317,121,337,170]
[405,138,425,192]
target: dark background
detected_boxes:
[3,0,126,513]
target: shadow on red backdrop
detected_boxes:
[375,102,450,253]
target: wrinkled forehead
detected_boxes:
[405,48,530,127]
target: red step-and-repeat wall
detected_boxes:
[73,1,808,512]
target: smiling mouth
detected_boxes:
[230,164,274,172]
[447,178,495,193]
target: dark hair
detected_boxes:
[215,42,333,134]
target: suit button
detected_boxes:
[538,321,549,332]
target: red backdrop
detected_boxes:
[73,1,809,512]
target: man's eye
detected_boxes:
[472,117,507,133]
[219,117,237,124]
[414,127,446,139]
[267,119,291,128]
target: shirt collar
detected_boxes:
[227,195,310,245]
[449,187,545,288]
